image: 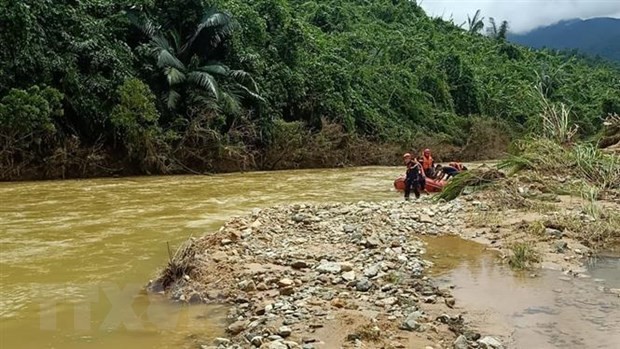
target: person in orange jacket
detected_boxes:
[421,148,435,178]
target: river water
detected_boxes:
[1,167,619,348]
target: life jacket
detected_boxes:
[449,162,463,171]
[422,154,433,170]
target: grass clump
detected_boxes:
[550,210,620,251]
[499,138,620,190]
[508,242,541,270]
[437,169,506,201]
[383,271,402,285]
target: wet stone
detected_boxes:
[356,278,372,292]
[478,336,503,349]
[316,261,341,274]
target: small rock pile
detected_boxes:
[148,200,504,349]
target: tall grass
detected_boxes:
[534,84,579,145]
[499,138,620,190]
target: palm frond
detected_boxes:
[229,69,251,81]
[183,11,233,54]
[188,71,220,98]
[155,46,185,71]
[200,64,229,76]
[164,67,186,86]
[218,90,242,115]
[166,90,181,110]
[169,29,183,53]
[126,11,157,38]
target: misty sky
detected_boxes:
[419,0,620,33]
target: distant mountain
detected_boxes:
[509,17,620,61]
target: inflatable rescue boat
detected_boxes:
[393,175,446,193]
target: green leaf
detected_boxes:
[164,67,186,86]
[188,71,220,98]
[166,90,181,110]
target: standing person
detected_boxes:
[421,148,434,178]
[403,153,423,200]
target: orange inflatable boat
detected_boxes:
[393,175,446,193]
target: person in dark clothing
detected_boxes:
[403,153,423,200]
[435,163,468,180]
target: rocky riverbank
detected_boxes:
[148,199,506,349]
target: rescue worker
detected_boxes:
[435,162,468,181]
[403,153,423,200]
[421,148,434,178]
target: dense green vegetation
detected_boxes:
[1,0,619,180]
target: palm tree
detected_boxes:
[487,17,509,40]
[467,9,484,34]
[129,9,261,112]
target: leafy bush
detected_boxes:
[0,86,62,138]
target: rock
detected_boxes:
[251,336,263,346]
[363,264,380,278]
[239,280,256,292]
[445,297,456,308]
[356,278,372,292]
[381,296,398,306]
[478,336,503,349]
[291,260,310,269]
[261,341,288,349]
[331,298,346,308]
[545,228,563,239]
[420,215,433,224]
[227,320,246,335]
[342,271,356,282]
[256,282,268,291]
[340,262,354,272]
[365,235,381,248]
[211,251,228,262]
[400,311,424,331]
[188,293,202,304]
[424,295,437,304]
[278,326,292,338]
[343,224,357,233]
[283,341,301,349]
[553,241,568,253]
[280,287,295,296]
[213,337,230,346]
[316,261,341,274]
[278,278,294,288]
[221,239,233,246]
[453,335,468,349]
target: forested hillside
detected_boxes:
[1,0,619,180]
[509,18,620,62]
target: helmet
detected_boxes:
[423,148,431,154]
[403,153,411,158]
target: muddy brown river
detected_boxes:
[1,167,619,348]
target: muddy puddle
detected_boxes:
[423,236,620,349]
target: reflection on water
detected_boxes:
[425,236,620,349]
[0,167,401,348]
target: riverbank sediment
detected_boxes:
[149,199,506,349]
[148,173,620,349]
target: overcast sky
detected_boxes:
[419,0,620,33]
